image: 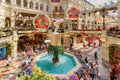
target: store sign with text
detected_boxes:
[67,7,80,19]
[33,13,51,32]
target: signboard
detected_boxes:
[67,7,80,19]
[0,47,6,58]
[51,0,60,3]
[33,14,51,32]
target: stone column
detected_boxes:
[73,36,77,46]
[10,0,19,58]
[78,18,81,29]
[12,30,18,58]
[27,1,30,9]
[85,13,87,29]
[33,2,35,10]
[21,0,23,7]
[89,13,91,30]
[101,30,109,62]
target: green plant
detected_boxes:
[109,44,120,63]
[48,45,64,64]
[19,66,53,80]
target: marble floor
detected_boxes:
[0,46,111,80]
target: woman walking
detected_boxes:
[110,68,116,80]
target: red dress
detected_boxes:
[110,71,115,78]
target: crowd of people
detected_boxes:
[15,43,49,80]
[67,49,104,80]
[16,44,103,80]
[0,42,120,80]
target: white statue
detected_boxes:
[53,19,64,33]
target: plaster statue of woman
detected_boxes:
[53,19,64,33]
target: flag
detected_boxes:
[93,6,97,10]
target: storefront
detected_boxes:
[18,33,47,52]
[77,34,83,44]
[114,48,120,64]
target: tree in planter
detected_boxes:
[48,45,64,64]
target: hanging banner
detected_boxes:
[67,7,80,19]
[33,13,51,32]
[51,0,60,3]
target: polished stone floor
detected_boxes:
[86,47,110,80]
[0,46,110,80]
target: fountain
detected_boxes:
[34,14,78,74]
[48,18,64,64]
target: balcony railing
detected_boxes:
[0,31,13,38]
[107,31,120,38]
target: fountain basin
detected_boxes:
[36,53,77,74]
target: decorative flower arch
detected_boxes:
[33,13,51,32]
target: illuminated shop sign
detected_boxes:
[67,7,80,19]
[33,13,51,32]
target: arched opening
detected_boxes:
[91,21,94,30]
[5,17,11,28]
[29,1,33,9]
[81,20,85,29]
[54,6,58,12]
[59,6,63,12]
[40,4,43,10]
[23,0,27,7]
[35,3,39,9]
[46,5,49,12]
[86,20,90,30]
[16,0,21,6]
[77,34,83,43]
[6,0,10,4]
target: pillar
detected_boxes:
[101,30,109,62]
[78,18,82,29]
[90,21,92,30]
[73,36,77,46]
[12,30,18,58]
[21,0,23,7]
[10,2,19,58]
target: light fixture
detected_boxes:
[96,11,100,15]
[18,13,22,17]
[66,17,68,19]
[78,1,81,4]
[69,4,72,7]
[56,12,59,15]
